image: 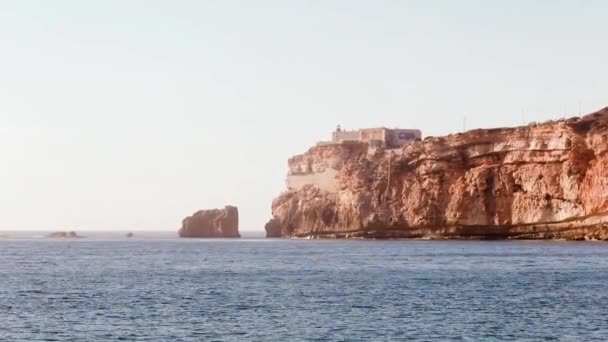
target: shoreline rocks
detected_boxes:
[179,205,240,238]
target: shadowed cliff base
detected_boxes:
[266,107,608,240]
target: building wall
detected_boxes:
[332,130,360,142]
[386,129,421,147]
[333,128,386,143]
[332,127,421,147]
[359,128,386,142]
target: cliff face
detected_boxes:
[266,108,608,240]
[179,206,240,238]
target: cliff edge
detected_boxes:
[266,107,608,240]
[179,206,240,238]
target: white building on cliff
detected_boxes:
[330,126,422,148]
[290,126,423,191]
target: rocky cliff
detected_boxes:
[179,206,240,238]
[266,107,608,240]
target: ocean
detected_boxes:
[1,234,607,341]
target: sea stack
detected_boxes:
[46,231,83,238]
[266,107,608,240]
[179,205,240,238]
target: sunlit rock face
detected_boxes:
[179,206,240,238]
[266,107,608,240]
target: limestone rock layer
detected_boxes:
[266,107,608,240]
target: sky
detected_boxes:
[0,0,606,231]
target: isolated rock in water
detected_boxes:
[266,107,608,240]
[46,231,82,238]
[126,232,134,238]
[179,205,240,238]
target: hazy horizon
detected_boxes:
[1,0,607,231]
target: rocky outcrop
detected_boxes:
[179,206,240,238]
[266,107,608,240]
[46,231,83,238]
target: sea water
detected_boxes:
[1,234,607,341]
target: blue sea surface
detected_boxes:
[1,233,608,341]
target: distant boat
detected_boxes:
[126,232,134,238]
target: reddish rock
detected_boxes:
[267,107,608,240]
[46,231,82,238]
[179,206,240,238]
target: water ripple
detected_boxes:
[1,239,608,341]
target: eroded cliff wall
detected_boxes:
[266,108,608,240]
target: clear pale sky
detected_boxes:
[0,0,606,231]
